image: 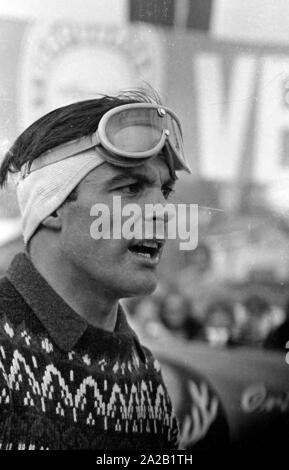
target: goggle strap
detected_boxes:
[27,135,97,175]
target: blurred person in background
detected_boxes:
[0,90,192,450]
[204,300,236,347]
[158,290,203,342]
[239,295,274,347]
[176,243,218,320]
[264,298,289,351]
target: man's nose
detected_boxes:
[144,193,175,224]
[145,206,173,224]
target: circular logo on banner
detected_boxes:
[18,21,165,129]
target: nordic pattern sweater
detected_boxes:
[0,253,179,450]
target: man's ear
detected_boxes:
[41,209,62,232]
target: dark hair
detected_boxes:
[0,90,161,187]
[243,295,270,317]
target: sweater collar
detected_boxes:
[7,252,136,352]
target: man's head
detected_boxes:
[0,91,190,299]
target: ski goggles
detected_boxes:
[22,103,192,177]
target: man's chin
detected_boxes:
[121,273,158,298]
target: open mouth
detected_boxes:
[128,239,165,262]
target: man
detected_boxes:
[0,91,191,450]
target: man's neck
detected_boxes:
[29,248,119,332]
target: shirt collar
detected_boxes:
[7,252,137,352]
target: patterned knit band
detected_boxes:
[16,149,105,244]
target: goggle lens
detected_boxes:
[104,107,183,158]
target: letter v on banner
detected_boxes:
[193,53,257,181]
[254,57,289,183]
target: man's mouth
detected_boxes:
[128,238,165,264]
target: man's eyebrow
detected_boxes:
[105,170,154,188]
[105,169,178,189]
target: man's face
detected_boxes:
[58,155,176,299]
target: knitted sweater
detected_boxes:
[0,253,179,450]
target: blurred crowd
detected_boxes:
[126,282,289,351]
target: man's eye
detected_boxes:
[162,186,175,200]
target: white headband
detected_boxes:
[16,149,105,244]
